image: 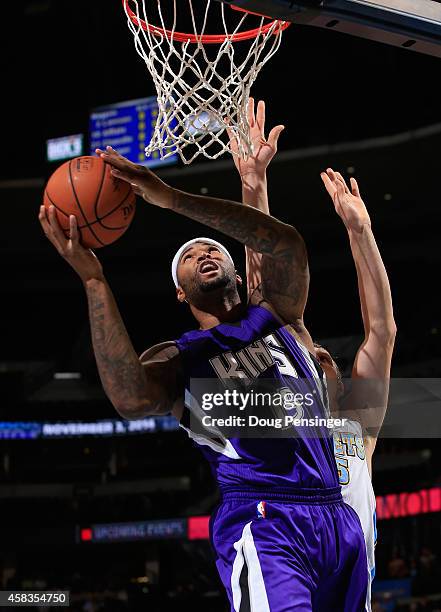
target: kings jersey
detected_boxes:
[175,305,339,492]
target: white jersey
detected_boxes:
[333,420,377,611]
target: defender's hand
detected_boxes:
[320,168,371,233]
[39,205,104,284]
[96,147,173,209]
[228,99,284,181]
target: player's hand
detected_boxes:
[96,146,173,209]
[39,205,104,284]
[320,168,371,233]
[228,99,284,182]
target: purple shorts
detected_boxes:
[210,488,368,612]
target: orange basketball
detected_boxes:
[43,156,136,248]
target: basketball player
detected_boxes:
[228,99,396,610]
[38,143,369,610]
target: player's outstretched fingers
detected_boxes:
[334,179,348,219]
[48,206,68,251]
[336,172,350,194]
[106,146,126,160]
[326,167,338,183]
[350,177,361,198]
[335,177,347,203]
[39,205,51,235]
[320,171,337,199]
[39,206,64,252]
[225,120,239,154]
[98,147,135,172]
[105,150,146,180]
[38,206,59,249]
[99,146,124,163]
[256,100,266,136]
[267,125,284,150]
[248,97,255,128]
[69,215,80,245]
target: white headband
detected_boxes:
[171,238,234,287]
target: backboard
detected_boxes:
[225,0,441,58]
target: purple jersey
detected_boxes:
[175,304,339,492]
[176,305,339,491]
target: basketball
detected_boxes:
[43,156,136,249]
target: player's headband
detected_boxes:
[171,238,234,287]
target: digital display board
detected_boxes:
[47,134,84,162]
[376,486,441,520]
[78,485,441,545]
[89,97,178,168]
[0,417,178,439]
[81,519,187,543]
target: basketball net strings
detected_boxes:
[124,0,286,164]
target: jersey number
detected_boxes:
[336,457,350,485]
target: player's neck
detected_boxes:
[191,292,244,330]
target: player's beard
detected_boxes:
[198,269,231,293]
[184,264,237,304]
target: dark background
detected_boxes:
[0,1,440,610]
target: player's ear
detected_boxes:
[176,286,187,303]
[236,273,243,286]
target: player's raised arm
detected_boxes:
[38,205,180,419]
[320,170,397,453]
[98,147,309,326]
[228,98,284,299]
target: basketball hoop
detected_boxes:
[121,0,289,164]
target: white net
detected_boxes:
[123,0,288,164]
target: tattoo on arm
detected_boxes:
[87,280,151,417]
[260,256,309,314]
[170,190,303,261]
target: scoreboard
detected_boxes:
[47,134,83,162]
[89,97,178,168]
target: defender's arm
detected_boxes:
[321,170,396,465]
[347,225,396,460]
[228,99,283,298]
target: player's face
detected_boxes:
[314,346,344,408]
[176,242,239,303]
